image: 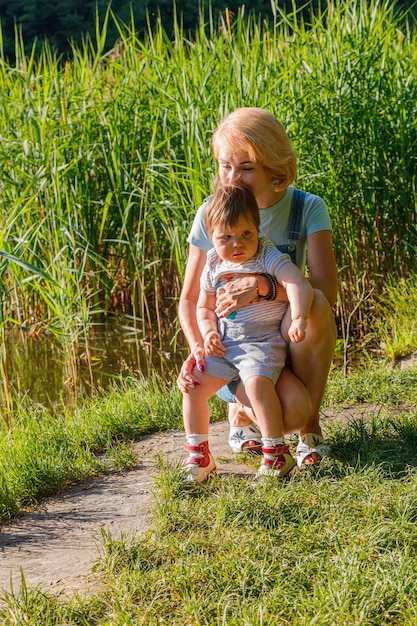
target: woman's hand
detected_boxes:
[177,347,205,394]
[215,273,258,318]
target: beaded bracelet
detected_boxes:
[262,273,279,301]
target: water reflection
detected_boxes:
[1,322,188,412]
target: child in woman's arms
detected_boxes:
[181,184,313,482]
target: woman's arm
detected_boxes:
[305,230,338,306]
[177,244,208,391]
[178,244,208,352]
[207,230,337,318]
[214,272,285,318]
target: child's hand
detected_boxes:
[288,317,308,343]
[204,330,226,356]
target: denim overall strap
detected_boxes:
[286,189,306,242]
[277,189,306,263]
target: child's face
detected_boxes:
[211,214,259,265]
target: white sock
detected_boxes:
[262,437,285,461]
[186,434,208,460]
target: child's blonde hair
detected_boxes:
[205,185,260,239]
[212,108,297,187]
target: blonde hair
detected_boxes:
[212,108,297,187]
[205,184,260,239]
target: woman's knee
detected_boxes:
[227,402,256,426]
[307,289,336,338]
[277,368,312,434]
[310,289,333,318]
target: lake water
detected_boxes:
[1,322,188,413]
[0,319,352,415]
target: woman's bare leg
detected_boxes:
[281,289,336,463]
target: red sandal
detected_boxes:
[256,443,296,479]
[183,441,216,483]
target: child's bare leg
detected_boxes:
[182,372,226,483]
[229,289,334,461]
[183,372,226,434]
[244,375,296,478]
[234,367,312,435]
[243,376,283,438]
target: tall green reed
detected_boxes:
[0,0,415,405]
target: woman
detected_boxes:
[177,107,337,467]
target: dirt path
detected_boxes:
[0,421,257,597]
[0,406,373,598]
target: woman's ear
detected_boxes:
[272,176,287,191]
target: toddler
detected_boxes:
[182,184,313,482]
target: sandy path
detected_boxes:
[0,403,374,598]
[0,421,255,597]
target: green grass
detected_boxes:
[371,274,417,362]
[0,394,417,626]
[0,375,205,523]
[325,362,417,406]
[98,461,417,625]
[1,364,417,623]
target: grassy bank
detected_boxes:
[0,375,226,524]
[0,376,181,523]
[0,363,417,623]
[0,272,416,619]
[0,271,415,621]
[1,353,416,525]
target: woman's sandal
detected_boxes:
[296,433,330,468]
[228,424,263,455]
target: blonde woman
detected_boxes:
[178,107,337,468]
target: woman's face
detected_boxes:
[216,142,277,209]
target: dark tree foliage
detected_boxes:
[0,0,132,59]
[0,0,415,60]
